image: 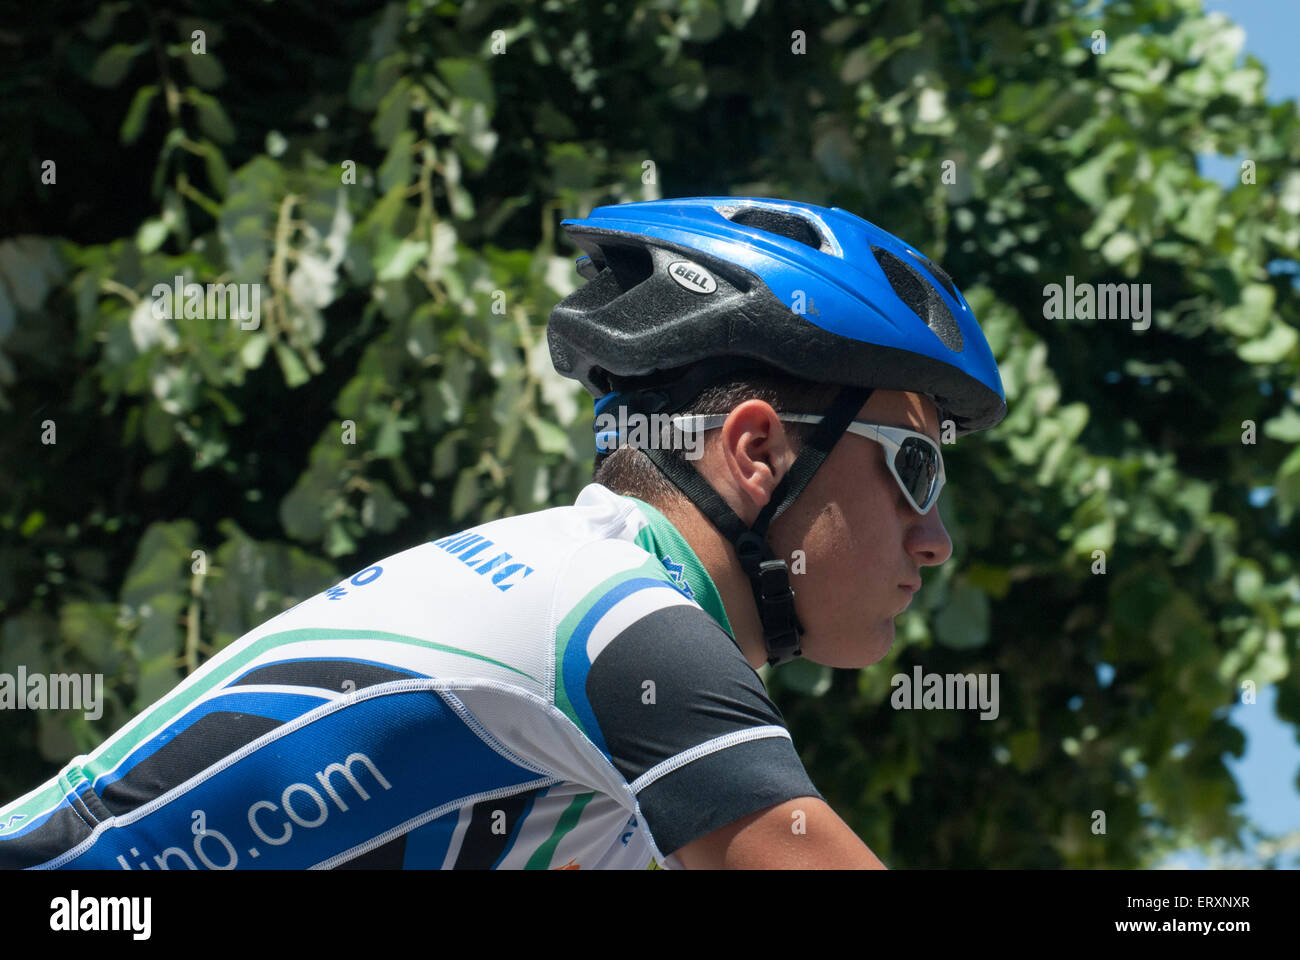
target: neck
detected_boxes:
[656,496,768,671]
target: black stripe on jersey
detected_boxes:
[335,834,407,869]
[77,783,113,823]
[584,602,823,857]
[451,788,537,870]
[0,805,95,870]
[100,712,283,816]
[65,787,100,831]
[635,735,821,857]
[230,660,416,692]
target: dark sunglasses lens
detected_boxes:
[894,437,938,509]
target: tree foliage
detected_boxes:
[1,0,1296,867]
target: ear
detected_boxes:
[714,400,796,522]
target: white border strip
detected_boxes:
[629,726,791,795]
[311,777,560,870]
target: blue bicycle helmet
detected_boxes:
[547,197,1006,665]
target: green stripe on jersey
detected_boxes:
[619,495,734,637]
[3,626,538,825]
[553,555,667,733]
[525,791,594,869]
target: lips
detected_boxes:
[898,582,920,594]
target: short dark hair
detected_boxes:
[591,370,845,509]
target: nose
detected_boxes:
[907,503,952,567]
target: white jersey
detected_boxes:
[0,484,822,870]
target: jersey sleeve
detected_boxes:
[584,600,823,858]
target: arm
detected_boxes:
[573,576,872,869]
[673,796,887,869]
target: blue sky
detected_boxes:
[1161,0,1300,869]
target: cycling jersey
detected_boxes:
[0,483,822,870]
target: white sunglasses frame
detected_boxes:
[668,412,947,515]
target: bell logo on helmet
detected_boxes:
[667,260,717,294]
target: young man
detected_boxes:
[0,197,1004,870]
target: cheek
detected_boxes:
[843,463,905,552]
[799,483,898,590]
[774,452,902,596]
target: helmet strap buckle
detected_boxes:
[756,559,802,666]
[734,531,801,666]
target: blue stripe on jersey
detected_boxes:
[56,687,552,869]
[225,656,426,686]
[562,577,682,759]
[491,785,543,868]
[91,690,332,793]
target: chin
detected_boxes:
[802,620,894,669]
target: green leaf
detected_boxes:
[375,238,428,281]
[1220,283,1275,338]
[60,602,118,668]
[450,469,480,521]
[781,658,833,696]
[526,413,569,455]
[81,1,132,40]
[120,521,197,608]
[723,0,761,28]
[0,237,54,311]
[197,140,230,196]
[378,129,416,193]
[1263,407,1300,443]
[433,430,463,479]
[933,582,990,649]
[1073,516,1116,554]
[279,471,332,543]
[182,52,226,89]
[1177,187,1218,244]
[136,218,169,254]
[134,656,181,709]
[325,520,356,558]
[1065,143,1126,207]
[274,341,310,387]
[1008,729,1040,773]
[120,85,159,144]
[1101,231,1139,265]
[437,58,494,109]
[186,87,236,143]
[361,481,408,533]
[963,562,1011,600]
[548,142,597,190]
[132,593,185,660]
[19,510,45,537]
[372,76,413,148]
[1236,321,1297,364]
[374,417,405,458]
[89,43,145,87]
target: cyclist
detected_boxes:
[0,196,1004,869]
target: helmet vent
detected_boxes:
[719,206,830,253]
[601,242,654,290]
[906,248,958,300]
[871,246,964,352]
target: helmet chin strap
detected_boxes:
[641,386,874,666]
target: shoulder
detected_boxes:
[553,575,822,861]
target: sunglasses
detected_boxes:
[668,413,947,515]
